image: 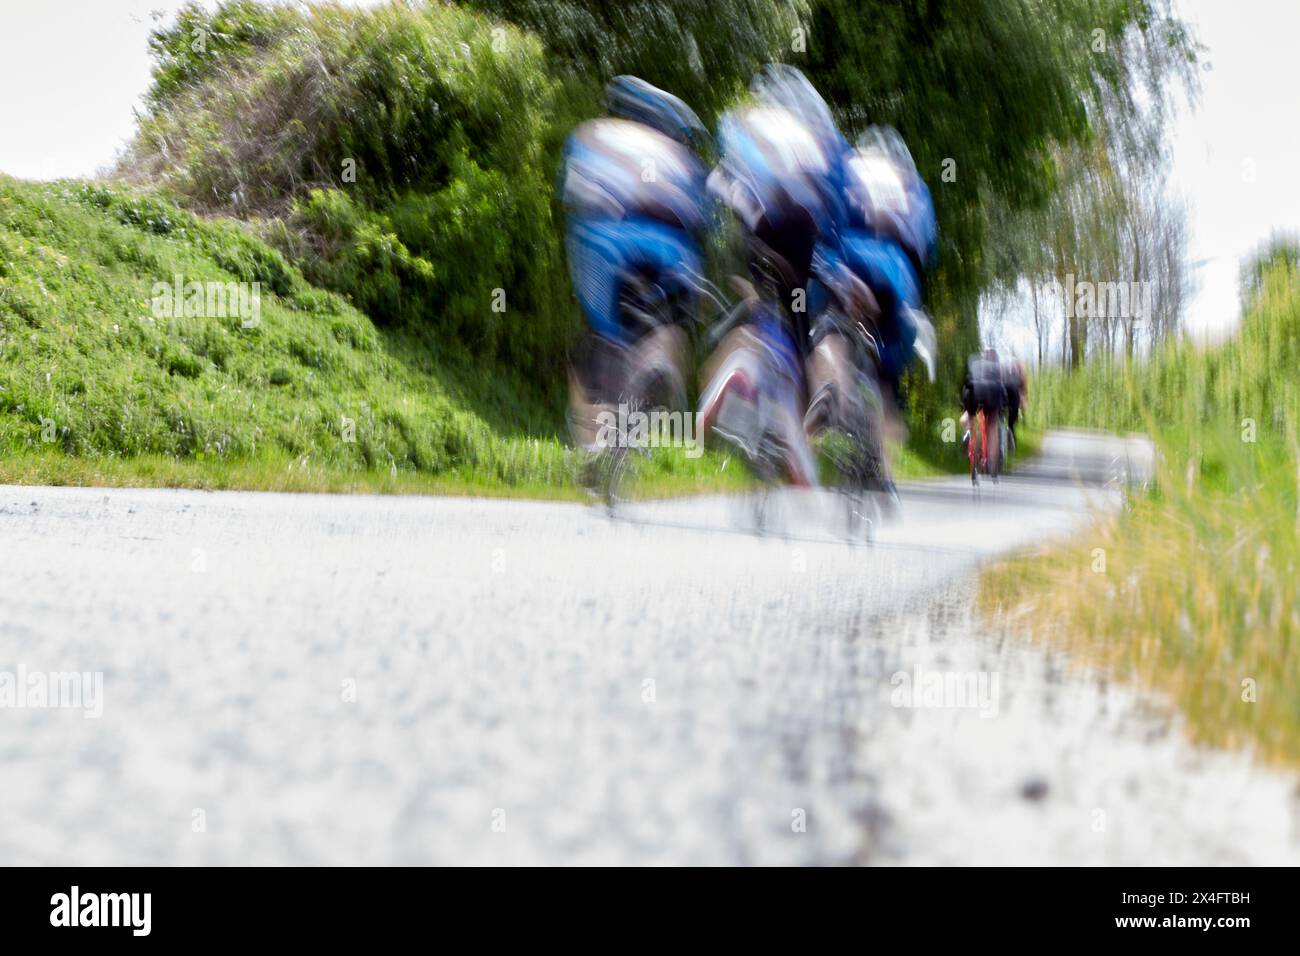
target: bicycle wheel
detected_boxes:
[806,332,888,493]
[603,361,688,510]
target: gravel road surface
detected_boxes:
[2,430,1296,865]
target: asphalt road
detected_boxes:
[2,430,1297,864]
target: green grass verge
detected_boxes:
[1,176,585,488]
[891,421,1044,480]
[981,249,1300,767]
[0,445,755,501]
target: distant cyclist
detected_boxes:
[1003,358,1026,450]
[561,76,710,468]
[962,348,1006,480]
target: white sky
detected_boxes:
[1,0,1297,344]
[1167,0,1300,340]
[0,0,201,181]
[989,0,1300,356]
[0,0,389,179]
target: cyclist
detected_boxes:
[961,348,1007,481]
[561,76,710,463]
[1003,358,1026,451]
[807,125,938,492]
[827,127,937,404]
[697,66,847,485]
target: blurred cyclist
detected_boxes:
[561,76,710,463]
[812,126,939,440]
[1003,358,1026,449]
[698,66,848,485]
[961,348,1007,480]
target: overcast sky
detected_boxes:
[2,0,1297,344]
[1166,0,1300,339]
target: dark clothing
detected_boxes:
[744,199,819,356]
[1005,382,1022,435]
[749,206,818,297]
[963,355,1005,415]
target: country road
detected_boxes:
[1,430,1297,865]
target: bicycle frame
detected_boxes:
[967,407,1001,481]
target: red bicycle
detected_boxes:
[967,406,1002,485]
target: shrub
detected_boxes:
[125,0,573,377]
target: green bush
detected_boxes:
[127,0,573,377]
[0,176,569,485]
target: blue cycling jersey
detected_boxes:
[566,216,702,345]
[561,118,709,345]
[842,148,938,269]
[711,105,849,243]
[813,231,921,382]
[562,119,709,236]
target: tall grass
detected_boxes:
[0,177,563,482]
[984,244,1300,764]
[1031,239,1300,446]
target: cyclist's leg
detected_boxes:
[996,408,1003,475]
[971,409,985,482]
[572,218,699,397]
[753,306,819,486]
[628,221,702,410]
[1003,395,1013,455]
[980,408,990,471]
[966,411,975,474]
[567,221,623,457]
[989,404,1004,477]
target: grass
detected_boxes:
[981,248,1300,766]
[0,444,757,501]
[0,177,577,483]
[0,448,578,499]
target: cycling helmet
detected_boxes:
[605,75,706,149]
[748,65,843,157]
[857,125,917,175]
[562,118,709,234]
[710,105,836,239]
[847,125,938,272]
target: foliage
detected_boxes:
[985,244,1300,764]
[0,176,561,482]
[463,0,807,124]
[127,0,572,376]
